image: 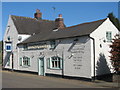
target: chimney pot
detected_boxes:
[58,14,62,18]
[34,9,42,20]
[55,14,65,29]
[36,9,40,13]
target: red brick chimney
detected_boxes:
[34,9,42,20]
[55,14,65,29]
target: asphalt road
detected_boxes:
[2,70,106,88]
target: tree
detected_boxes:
[108,13,120,31]
[110,35,120,74]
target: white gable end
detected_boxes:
[90,18,119,76]
[90,18,119,38]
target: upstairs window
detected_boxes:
[23,44,28,50]
[106,31,112,42]
[50,40,56,49]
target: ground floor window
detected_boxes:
[19,56,30,67]
[47,56,63,69]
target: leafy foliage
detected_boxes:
[110,35,120,74]
[108,13,120,31]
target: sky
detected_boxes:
[1,2,119,41]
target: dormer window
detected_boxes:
[23,44,28,50]
[50,40,56,49]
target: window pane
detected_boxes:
[106,31,112,42]
[58,60,60,68]
[55,61,57,68]
[51,56,63,69]
[52,61,54,67]
[23,56,30,66]
[50,40,56,49]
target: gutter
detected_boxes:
[89,36,96,81]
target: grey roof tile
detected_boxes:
[19,18,107,44]
[11,15,56,34]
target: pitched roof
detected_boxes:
[11,15,56,34]
[19,18,107,44]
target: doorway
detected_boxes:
[38,57,44,76]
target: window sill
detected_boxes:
[21,65,30,68]
[48,68,62,70]
[106,41,112,43]
[49,48,55,50]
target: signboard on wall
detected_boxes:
[71,43,85,70]
[27,42,47,50]
[6,42,12,52]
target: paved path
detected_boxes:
[2,70,118,88]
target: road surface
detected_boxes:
[2,70,110,88]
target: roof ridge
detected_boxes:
[11,15,54,22]
[62,18,107,30]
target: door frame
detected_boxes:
[38,57,45,76]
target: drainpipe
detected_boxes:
[89,36,96,81]
[11,52,14,72]
[62,47,64,78]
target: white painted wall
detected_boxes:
[3,15,31,70]
[90,18,119,76]
[4,16,119,79]
[3,15,18,69]
[18,36,92,78]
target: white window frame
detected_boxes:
[47,56,62,69]
[19,56,30,67]
[106,31,112,42]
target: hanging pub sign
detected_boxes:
[5,42,12,52]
